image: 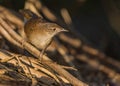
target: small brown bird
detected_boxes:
[20,9,68,61]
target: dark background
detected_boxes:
[1,0,120,60]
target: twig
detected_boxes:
[0,26,22,48]
[82,45,120,69]
[55,38,83,80]
[76,54,120,84]
[59,33,82,48]
[61,8,72,25]
[24,0,42,17]
[0,6,23,27]
[0,50,62,85]
[0,18,88,86]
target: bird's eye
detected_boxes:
[53,28,56,31]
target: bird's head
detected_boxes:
[44,23,68,37]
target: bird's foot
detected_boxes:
[38,53,43,63]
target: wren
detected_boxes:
[20,9,68,61]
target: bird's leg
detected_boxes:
[39,39,52,62]
[39,49,45,62]
[39,46,48,62]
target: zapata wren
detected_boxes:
[20,9,68,61]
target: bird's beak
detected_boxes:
[61,28,68,32]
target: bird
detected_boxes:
[20,9,68,61]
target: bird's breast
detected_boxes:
[27,32,52,49]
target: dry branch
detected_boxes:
[0,6,23,27]
[0,50,65,85]
[76,54,120,85]
[0,17,88,86]
[0,26,22,48]
[82,45,120,69]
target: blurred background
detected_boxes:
[1,0,120,60]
